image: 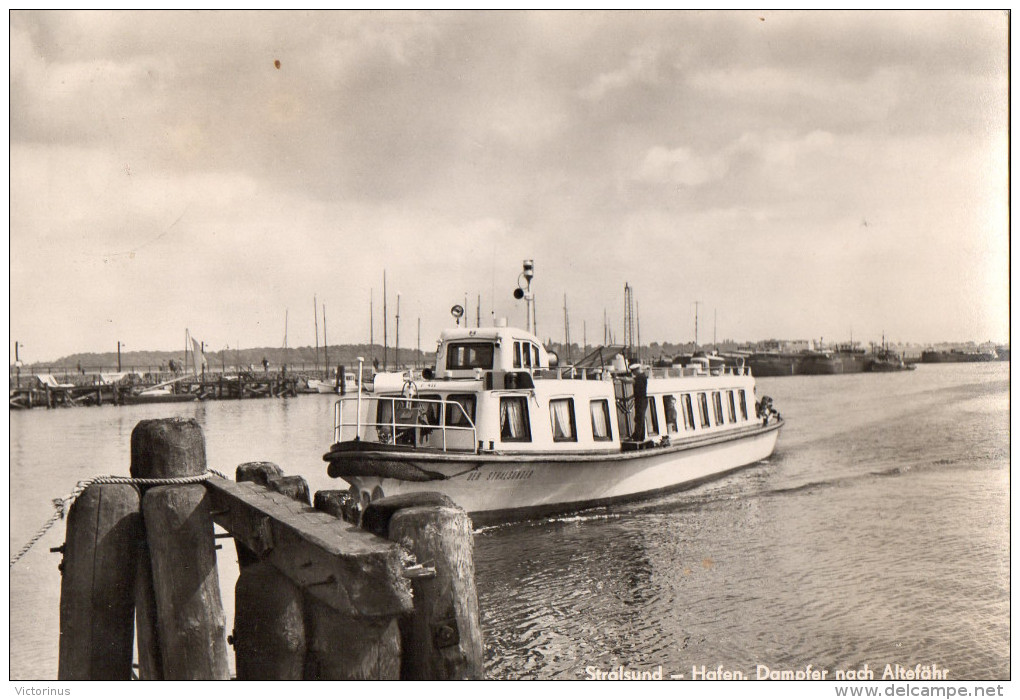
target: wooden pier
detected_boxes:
[55,418,483,680]
[10,373,302,410]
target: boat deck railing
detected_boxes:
[532,367,609,380]
[647,365,750,378]
[531,365,749,380]
[334,396,478,453]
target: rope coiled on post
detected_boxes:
[9,469,231,569]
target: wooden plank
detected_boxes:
[205,477,412,618]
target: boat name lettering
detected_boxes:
[466,469,535,482]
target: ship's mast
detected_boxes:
[693,301,702,348]
[623,282,635,360]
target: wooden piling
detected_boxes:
[268,475,311,505]
[234,462,283,567]
[309,479,395,680]
[131,418,230,680]
[57,484,143,680]
[134,538,164,680]
[302,486,402,679]
[234,560,306,680]
[370,497,484,680]
[232,463,308,680]
[313,489,353,522]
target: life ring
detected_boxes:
[401,379,418,398]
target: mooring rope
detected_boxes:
[9,469,231,569]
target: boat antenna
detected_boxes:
[383,270,388,370]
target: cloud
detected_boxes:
[635,146,729,187]
[578,44,663,101]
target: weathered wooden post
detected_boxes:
[363,493,484,680]
[234,462,283,567]
[134,538,163,680]
[313,489,352,521]
[130,418,230,680]
[232,462,307,680]
[57,484,143,680]
[306,488,400,680]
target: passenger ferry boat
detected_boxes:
[323,325,783,524]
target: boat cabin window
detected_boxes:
[663,395,679,433]
[645,396,659,436]
[590,399,612,441]
[698,393,711,428]
[682,394,696,430]
[713,392,725,425]
[500,396,531,442]
[446,342,495,370]
[513,340,541,369]
[445,393,476,427]
[739,390,748,420]
[727,391,737,423]
[549,398,577,442]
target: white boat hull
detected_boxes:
[338,421,781,524]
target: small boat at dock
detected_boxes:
[323,268,783,524]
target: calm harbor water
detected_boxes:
[9,363,1010,680]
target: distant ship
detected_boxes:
[866,350,915,372]
[920,349,998,363]
[746,352,800,377]
[798,343,868,375]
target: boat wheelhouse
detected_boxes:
[324,319,782,524]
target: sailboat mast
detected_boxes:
[323,303,329,377]
[383,271,388,370]
[563,293,571,364]
[637,300,641,359]
[314,294,319,372]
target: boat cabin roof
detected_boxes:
[436,323,550,378]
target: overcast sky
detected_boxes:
[9,10,1009,362]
